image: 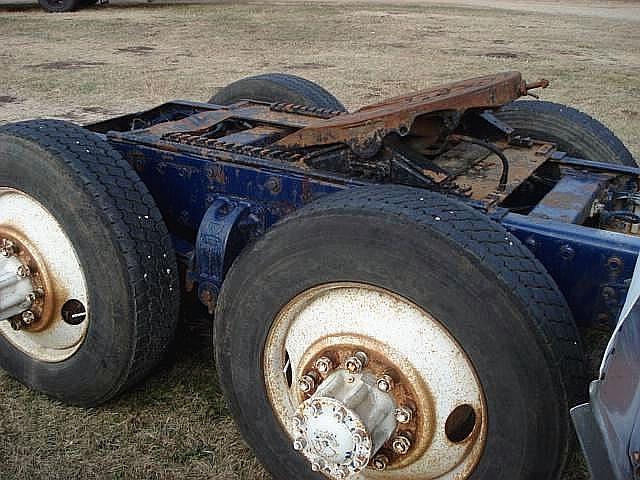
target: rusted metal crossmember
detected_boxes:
[274,71,533,156]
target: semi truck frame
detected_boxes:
[0,71,637,480]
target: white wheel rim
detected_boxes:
[264,283,487,479]
[0,188,89,362]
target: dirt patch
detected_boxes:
[480,51,521,59]
[115,45,156,55]
[286,62,336,70]
[27,60,107,70]
[0,95,19,105]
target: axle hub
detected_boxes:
[292,369,397,479]
[0,246,37,328]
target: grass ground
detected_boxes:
[0,0,638,478]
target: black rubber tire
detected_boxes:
[0,119,180,407]
[215,185,586,480]
[495,100,635,166]
[38,0,83,12]
[209,73,346,112]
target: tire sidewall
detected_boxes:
[0,134,136,406]
[216,209,567,480]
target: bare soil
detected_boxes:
[0,0,638,478]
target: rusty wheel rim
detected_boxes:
[0,187,89,362]
[263,283,487,479]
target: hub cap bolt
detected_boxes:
[345,351,368,374]
[298,373,317,394]
[377,374,394,392]
[371,454,389,471]
[21,310,35,326]
[314,356,334,374]
[0,239,16,257]
[395,406,413,424]
[392,434,412,455]
[16,265,31,278]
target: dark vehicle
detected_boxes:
[0,71,637,479]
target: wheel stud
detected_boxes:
[345,351,368,374]
[298,372,318,394]
[16,264,31,278]
[371,453,389,471]
[21,310,36,326]
[0,239,16,258]
[314,356,333,374]
[392,433,412,455]
[394,406,413,424]
[376,374,394,392]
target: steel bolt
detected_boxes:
[377,374,394,392]
[314,356,334,375]
[371,454,389,471]
[292,437,307,451]
[16,264,31,278]
[310,459,326,472]
[21,310,35,326]
[292,413,305,430]
[0,239,16,258]
[345,351,368,374]
[392,434,411,455]
[395,406,413,424]
[334,467,349,479]
[298,373,317,394]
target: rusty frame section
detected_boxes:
[274,71,527,156]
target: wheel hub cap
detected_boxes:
[292,370,396,479]
[0,249,37,325]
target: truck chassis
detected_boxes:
[0,71,638,480]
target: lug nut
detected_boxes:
[377,374,394,392]
[292,413,305,430]
[314,356,334,374]
[298,373,318,394]
[345,351,368,374]
[16,265,31,278]
[371,454,389,471]
[311,459,326,472]
[292,437,307,451]
[395,406,413,424]
[21,310,35,326]
[0,239,16,257]
[334,467,349,479]
[392,434,412,455]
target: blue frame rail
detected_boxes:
[111,139,640,328]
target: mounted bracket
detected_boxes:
[188,196,262,313]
